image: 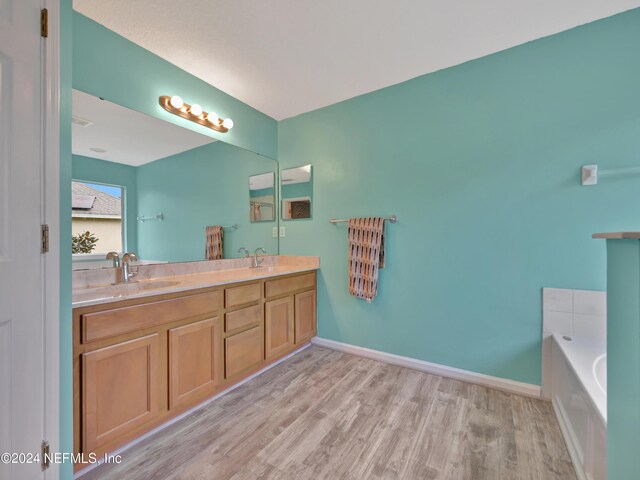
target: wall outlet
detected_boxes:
[272,227,278,238]
[279,226,286,237]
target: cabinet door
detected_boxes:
[225,326,262,379]
[295,290,317,344]
[169,317,221,410]
[265,296,295,360]
[82,334,160,452]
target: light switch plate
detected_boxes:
[279,226,286,237]
[272,227,278,238]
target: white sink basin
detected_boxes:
[116,280,180,291]
[73,280,181,302]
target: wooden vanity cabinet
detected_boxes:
[169,317,221,410]
[265,296,295,360]
[82,334,161,453]
[264,272,317,356]
[295,290,317,344]
[73,270,316,468]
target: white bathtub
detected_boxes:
[551,334,606,480]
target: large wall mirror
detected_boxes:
[71,89,278,269]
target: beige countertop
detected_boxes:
[72,256,319,308]
[592,232,640,239]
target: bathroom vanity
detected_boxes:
[72,257,318,465]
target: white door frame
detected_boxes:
[43,1,60,478]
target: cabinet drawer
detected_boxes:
[225,283,261,308]
[82,291,221,344]
[225,304,261,333]
[265,272,315,299]
[225,326,262,379]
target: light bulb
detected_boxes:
[222,118,234,129]
[189,104,203,117]
[206,112,219,124]
[169,95,184,109]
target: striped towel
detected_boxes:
[205,225,224,260]
[348,217,386,303]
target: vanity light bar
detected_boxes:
[159,95,234,133]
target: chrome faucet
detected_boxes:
[106,251,120,268]
[238,247,250,258]
[120,252,138,283]
[253,248,266,268]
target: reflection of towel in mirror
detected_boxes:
[205,226,224,260]
[348,217,386,303]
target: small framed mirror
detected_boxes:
[249,172,276,222]
[281,165,312,220]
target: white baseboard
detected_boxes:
[75,343,311,478]
[311,337,541,398]
[552,397,586,480]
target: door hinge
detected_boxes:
[41,440,50,471]
[41,224,49,253]
[40,8,48,38]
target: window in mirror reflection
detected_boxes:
[249,172,275,222]
[281,165,312,220]
[71,181,125,256]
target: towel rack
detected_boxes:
[137,213,164,222]
[582,164,640,186]
[329,215,397,224]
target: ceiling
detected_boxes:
[74,0,640,120]
[72,89,215,166]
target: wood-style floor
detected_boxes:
[82,346,576,480]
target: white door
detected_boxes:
[0,0,46,479]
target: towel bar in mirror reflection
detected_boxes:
[329,215,397,224]
[137,213,164,222]
[203,224,239,230]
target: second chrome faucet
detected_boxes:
[238,247,266,268]
[106,251,138,284]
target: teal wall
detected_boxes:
[605,239,640,479]
[72,155,138,252]
[137,142,278,261]
[72,12,277,158]
[60,1,73,478]
[278,9,640,385]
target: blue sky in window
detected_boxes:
[85,183,122,198]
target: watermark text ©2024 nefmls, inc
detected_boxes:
[1,451,122,466]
